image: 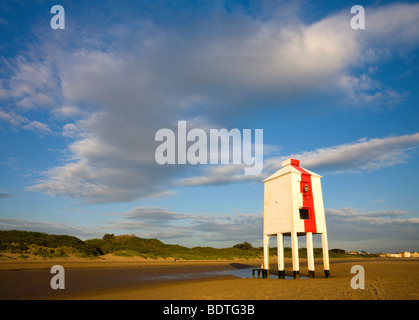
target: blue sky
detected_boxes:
[0,0,419,253]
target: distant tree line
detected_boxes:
[0,230,101,257]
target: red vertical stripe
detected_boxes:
[292,164,317,233]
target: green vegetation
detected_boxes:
[0,230,377,259]
[0,230,101,258]
[233,241,253,250]
[85,235,262,260]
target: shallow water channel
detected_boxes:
[151,266,303,281]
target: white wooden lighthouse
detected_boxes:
[263,158,330,279]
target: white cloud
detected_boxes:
[26,120,51,133]
[5,56,60,110]
[338,74,409,107]
[290,132,419,172]
[326,207,409,219]
[62,122,84,138]
[0,2,414,202]
[325,207,419,252]
[0,110,52,133]
[0,81,7,99]
[326,3,419,107]
[115,206,187,222]
[361,3,419,49]
[178,132,419,186]
[53,105,87,119]
[0,217,105,240]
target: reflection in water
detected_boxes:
[225,268,306,279]
[152,267,306,281]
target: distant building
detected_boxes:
[378,251,416,258]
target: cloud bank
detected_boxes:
[0,2,417,203]
[180,132,419,186]
[325,207,419,252]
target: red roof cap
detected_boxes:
[290,159,300,166]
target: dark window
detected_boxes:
[299,208,309,220]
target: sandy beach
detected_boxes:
[0,254,418,300]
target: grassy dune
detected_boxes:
[0,230,376,260]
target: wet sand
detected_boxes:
[0,255,418,300]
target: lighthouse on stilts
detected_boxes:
[262,158,330,279]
